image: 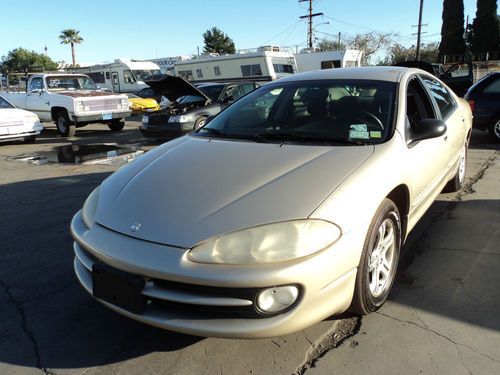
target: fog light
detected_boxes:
[256,286,299,314]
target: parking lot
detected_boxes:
[1,120,499,375]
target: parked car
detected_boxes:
[395,60,473,97]
[136,87,163,103]
[465,72,500,142]
[71,67,471,338]
[126,93,160,114]
[0,95,43,143]
[1,73,131,137]
[140,76,259,139]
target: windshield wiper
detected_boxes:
[252,132,366,145]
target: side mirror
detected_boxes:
[411,119,447,143]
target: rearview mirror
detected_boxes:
[411,119,447,143]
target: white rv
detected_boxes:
[72,59,162,93]
[173,47,296,83]
[294,49,363,72]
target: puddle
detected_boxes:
[10,144,145,165]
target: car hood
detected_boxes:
[145,75,210,102]
[95,136,374,248]
[0,108,39,122]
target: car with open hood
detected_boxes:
[72,67,471,338]
[0,95,43,143]
[140,76,258,139]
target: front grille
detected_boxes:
[85,99,121,112]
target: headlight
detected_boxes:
[121,98,129,109]
[75,101,84,113]
[188,219,341,264]
[23,116,40,125]
[168,115,190,123]
[82,187,100,228]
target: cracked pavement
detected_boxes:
[0,123,499,374]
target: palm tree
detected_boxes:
[59,29,83,66]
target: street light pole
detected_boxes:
[299,0,324,49]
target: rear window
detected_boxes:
[483,76,500,93]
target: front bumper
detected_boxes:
[140,121,194,139]
[71,210,364,338]
[71,111,132,123]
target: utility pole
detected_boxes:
[414,0,425,60]
[299,0,323,49]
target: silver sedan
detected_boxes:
[71,67,472,338]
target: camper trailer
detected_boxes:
[294,49,363,72]
[72,59,161,93]
[173,47,296,83]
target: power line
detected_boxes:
[299,0,324,48]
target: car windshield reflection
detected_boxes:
[194,80,396,145]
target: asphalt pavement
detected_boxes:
[0,121,498,375]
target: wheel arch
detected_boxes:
[51,107,68,121]
[386,184,410,244]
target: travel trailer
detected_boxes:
[72,59,162,93]
[294,49,363,72]
[173,47,296,83]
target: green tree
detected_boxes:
[202,27,236,55]
[439,0,466,59]
[59,29,83,66]
[471,0,499,54]
[389,42,439,64]
[316,38,346,51]
[0,48,58,74]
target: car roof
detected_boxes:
[275,66,419,83]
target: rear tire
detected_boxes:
[443,141,467,193]
[488,116,500,142]
[350,198,401,315]
[108,119,125,132]
[56,111,75,137]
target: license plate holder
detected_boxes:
[92,263,146,314]
[102,113,113,120]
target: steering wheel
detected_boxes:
[340,110,384,130]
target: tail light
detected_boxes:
[468,100,475,112]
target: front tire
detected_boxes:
[56,111,75,137]
[194,116,208,130]
[351,198,401,315]
[488,116,500,142]
[108,119,125,132]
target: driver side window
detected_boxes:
[29,78,43,92]
[406,77,437,142]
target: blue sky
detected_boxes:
[0,0,482,64]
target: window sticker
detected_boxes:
[370,131,382,138]
[350,124,367,132]
[349,130,370,139]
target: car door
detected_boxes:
[420,74,465,169]
[26,77,52,121]
[404,75,451,218]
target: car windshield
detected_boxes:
[197,84,225,101]
[132,69,162,81]
[0,96,15,109]
[194,79,396,145]
[46,76,97,91]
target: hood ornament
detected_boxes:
[130,223,142,232]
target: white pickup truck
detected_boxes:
[1,73,131,136]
